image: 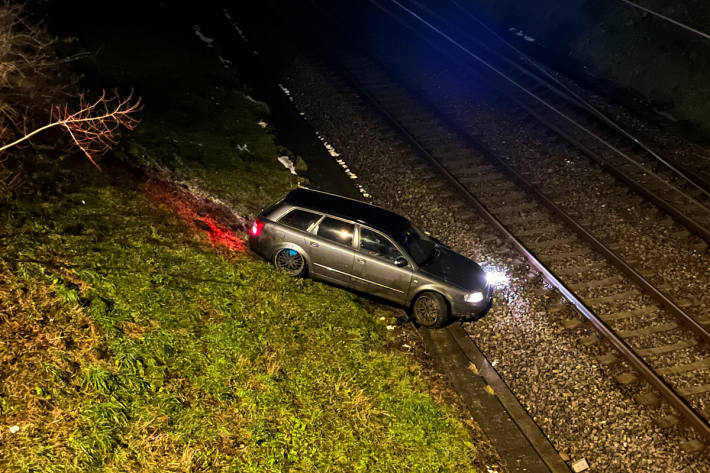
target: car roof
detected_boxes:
[282,188,411,236]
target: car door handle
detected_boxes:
[356,258,365,264]
[310,241,319,247]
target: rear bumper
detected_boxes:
[248,236,266,259]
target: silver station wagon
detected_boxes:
[248,188,492,327]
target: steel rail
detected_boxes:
[337,61,710,440]
[618,0,710,41]
[351,0,710,342]
[366,0,710,244]
[268,0,710,441]
[441,0,710,197]
[378,0,710,224]
[396,0,710,203]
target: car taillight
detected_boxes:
[249,218,265,237]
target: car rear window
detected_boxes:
[278,209,322,231]
[317,217,354,246]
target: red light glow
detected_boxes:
[144,179,246,253]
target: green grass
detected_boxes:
[0,11,487,470]
[0,87,484,472]
[1,178,481,472]
[133,85,297,217]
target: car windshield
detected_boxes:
[396,224,436,266]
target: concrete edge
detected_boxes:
[447,323,573,473]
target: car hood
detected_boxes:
[420,246,487,291]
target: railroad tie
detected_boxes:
[550,264,589,278]
[679,439,705,454]
[655,414,680,429]
[567,275,625,291]
[454,171,502,184]
[584,289,640,306]
[690,239,708,252]
[615,372,637,385]
[579,334,601,346]
[670,229,691,240]
[488,201,540,215]
[602,306,657,322]
[515,226,557,238]
[679,383,710,396]
[636,340,698,357]
[540,248,591,263]
[447,199,468,211]
[443,159,491,174]
[595,352,617,365]
[560,318,583,330]
[528,237,578,251]
[502,213,555,227]
[635,391,660,407]
[460,175,511,189]
[656,359,710,376]
[426,179,450,191]
[410,163,432,173]
[617,323,677,338]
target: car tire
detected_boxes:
[413,291,448,328]
[273,248,306,277]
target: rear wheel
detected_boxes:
[274,248,306,277]
[413,291,448,328]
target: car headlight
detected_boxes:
[465,291,484,304]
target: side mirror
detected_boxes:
[394,256,408,267]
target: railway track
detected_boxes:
[365,0,710,245]
[339,3,710,318]
[330,51,710,448]
[212,4,710,468]
[266,1,710,448]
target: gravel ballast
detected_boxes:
[279,55,710,472]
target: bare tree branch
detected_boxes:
[0,90,141,167]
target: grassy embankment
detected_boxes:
[0,22,488,473]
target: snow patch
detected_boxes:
[277,156,298,175]
[223,9,249,43]
[509,26,535,42]
[218,55,232,68]
[277,84,293,102]
[192,25,214,47]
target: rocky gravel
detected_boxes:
[376,52,710,326]
[339,49,710,417]
[279,54,710,472]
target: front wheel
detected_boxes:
[274,248,306,277]
[413,292,448,328]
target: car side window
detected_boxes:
[359,227,403,263]
[316,217,354,246]
[278,209,322,231]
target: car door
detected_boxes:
[351,226,413,304]
[308,216,357,286]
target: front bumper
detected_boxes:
[451,287,494,320]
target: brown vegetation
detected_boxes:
[0,90,141,168]
[0,3,140,199]
[0,2,70,198]
[0,262,100,467]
